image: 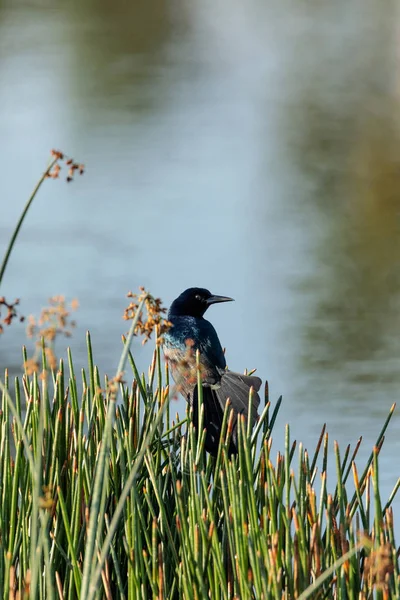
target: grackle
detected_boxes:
[163,288,261,455]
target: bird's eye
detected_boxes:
[195,294,202,302]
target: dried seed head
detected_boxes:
[48,149,85,182]
[123,288,171,345]
[23,296,78,373]
[0,297,23,334]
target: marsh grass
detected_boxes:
[0,309,398,600]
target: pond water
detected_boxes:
[1,0,399,517]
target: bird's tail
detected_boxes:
[193,371,261,456]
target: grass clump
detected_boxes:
[0,306,399,599]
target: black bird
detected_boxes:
[163,287,261,455]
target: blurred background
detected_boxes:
[0,0,399,508]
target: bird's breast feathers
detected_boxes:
[163,316,200,347]
[164,316,226,370]
[163,316,226,396]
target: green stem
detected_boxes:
[80,295,147,599]
[0,156,58,288]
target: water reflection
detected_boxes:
[68,0,177,114]
[297,115,400,376]
[253,2,400,391]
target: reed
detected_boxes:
[0,322,398,599]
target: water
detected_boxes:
[1,0,399,514]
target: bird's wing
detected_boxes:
[193,371,261,456]
[216,370,261,415]
[195,318,226,370]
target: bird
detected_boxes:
[163,287,261,456]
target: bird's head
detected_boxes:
[168,287,234,318]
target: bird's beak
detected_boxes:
[206,295,234,305]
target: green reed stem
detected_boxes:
[0,156,58,288]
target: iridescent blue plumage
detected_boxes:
[164,315,226,369]
[163,287,261,455]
